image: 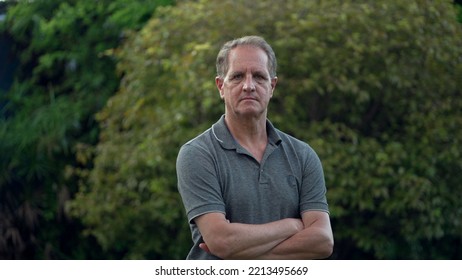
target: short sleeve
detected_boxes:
[176,143,226,223]
[299,145,329,214]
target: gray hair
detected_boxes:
[216,35,277,78]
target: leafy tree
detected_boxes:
[456,0,462,22]
[70,0,462,259]
[272,0,462,259]
[0,0,172,259]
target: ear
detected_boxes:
[216,76,225,99]
[270,77,278,97]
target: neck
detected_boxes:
[224,113,268,162]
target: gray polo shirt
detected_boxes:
[176,115,329,259]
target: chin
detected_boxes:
[236,110,266,119]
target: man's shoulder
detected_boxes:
[274,128,321,162]
[275,128,310,149]
[177,128,217,169]
[180,128,214,155]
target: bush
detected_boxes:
[0,0,172,259]
[71,0,462,259]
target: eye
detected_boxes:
[255,74,264,79]
[229,73,243,81]
[254,73,267,81]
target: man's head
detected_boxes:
[216,35,277,79]
[215,36,278,119]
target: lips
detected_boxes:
[240,96,258,102]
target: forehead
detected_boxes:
[227,45,269,73]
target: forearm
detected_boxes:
[197,214,303,259]
[222,220,300,259]
[256,225,334,260]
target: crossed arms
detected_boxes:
[195,210,334,260]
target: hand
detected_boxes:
[199,243,211,254]
[291,218,304,232]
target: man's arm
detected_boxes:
[195,212,304,259]
[257,211,334,259]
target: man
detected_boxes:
[176,35,333,259]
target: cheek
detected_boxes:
[220,90,234,104]
[259,85,273,98]
[224,86,240,99]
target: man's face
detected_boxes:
[216,45,277,119]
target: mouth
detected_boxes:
[240,96,258,102]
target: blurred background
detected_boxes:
[1,0,461,260]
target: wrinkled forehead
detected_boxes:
[227,46,270,74]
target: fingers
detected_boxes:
[199,243,211,253]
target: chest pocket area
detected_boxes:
[259,172,300,216]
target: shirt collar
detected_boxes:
[211,115,282,150]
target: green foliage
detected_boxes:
[1,0,172,259]
[275,0,462,259]
[70,0,462,259]
[456,2,462,22]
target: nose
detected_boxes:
[242,74,256,92]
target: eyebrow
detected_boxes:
[229,69,269,78]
